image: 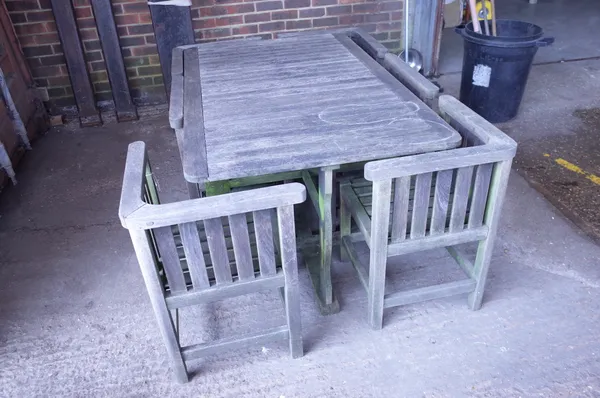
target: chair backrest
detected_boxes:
[119,142,306,300]
[363,95,517,246]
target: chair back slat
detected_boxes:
[410,172,433,239]
[154,226,187,293]
[449,166,474,232]
[430,169,453,234]
[178,222,210,289]
[390,176,410,242]
[203,218,233,284]
[228,213,255,281]
[253,209,277,276]
[467,163,493,229]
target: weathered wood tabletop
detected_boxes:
[171,31,462,315]
[175,33,461,183]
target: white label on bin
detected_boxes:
[472,64,491,87]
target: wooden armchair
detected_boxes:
[339,95,517,330]
[119,142,306,382]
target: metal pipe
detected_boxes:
[0,142,16,185]
[0,67,31,150]
[404,0,409,62]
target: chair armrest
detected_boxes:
[439,95,518,147]
[119,142,307,230]
[364,145,516,181]
[346,28,389,62]
[382,53,440,109]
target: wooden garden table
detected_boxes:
[170,31,462,315]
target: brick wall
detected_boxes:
[6,0,403,113]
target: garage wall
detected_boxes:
[6,0,403,114]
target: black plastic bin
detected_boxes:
[456,20,554,123]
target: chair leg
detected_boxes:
[284,282,303,358]
[468,237,494,311]
[339,186,351,262]
[277,205,304,358]
[468,160,513,311]
[367,180,392,330]
[129,229,189,383]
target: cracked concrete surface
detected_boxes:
[1,113,600,397]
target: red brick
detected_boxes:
[371,32,389,41]
[115,14,140,25]
[38,0,52,9]
[376,21,401,31]
[74,6,93,18]
[85,51,104,62]
[9,12,27,24]
[73,0,90,6]
[380,1,402,11]
[18,36,37,46]
[145,35,156,44]
[286,19,311,29]
[122,2,150,13]
[15,23,47,36]
[79,29,98,40]
[391,11,402,20]
[272,10,298,20]
[244,13,270,23]
[77,18,97,29]
[200,4,255,16]
[364,13,390,22]
[112,4,124,15]
[94,82,111,92]
[339,14,364,24]
[40,54,66,66]
[255,1,283,12]
[193,18,217,29]
[35,33,60,44]
[22,45,54,57]
[51,44,63,53]
[198,28,233,39]
[83,40,101,51]
[352,3,378,13]
[258,21,285,32]
[131,45,158,56]
[340,0,364,3]
[299,8,324,18]
[326,5,351,15]
[137,65,162,76]
[120,36,146,47]
[45,22,57,32]
[215,16,244,26]
[139,13,152,23]
[312,0,337,6]
[46,76,71,86]
[284,0,310,8]
[31,65,62,78]
[128,24,154,35]
[5,0,41,12]
[313,16,338,27]
[117,26,128,36]
[232,25,259,35]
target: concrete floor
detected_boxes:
[437,0,600,242]
[1,109,600,396]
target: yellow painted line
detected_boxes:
[544,154,600,186]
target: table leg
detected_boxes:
[302,167,340,315]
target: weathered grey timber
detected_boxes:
[339,95,517,330]
[119,142,306,382]
[172,30,461,315]
[177,32,460,183]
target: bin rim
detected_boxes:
[456,19,554,48]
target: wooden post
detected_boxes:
[148,1,194,98]
[90,0,138,122]
[50,0,101,127]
